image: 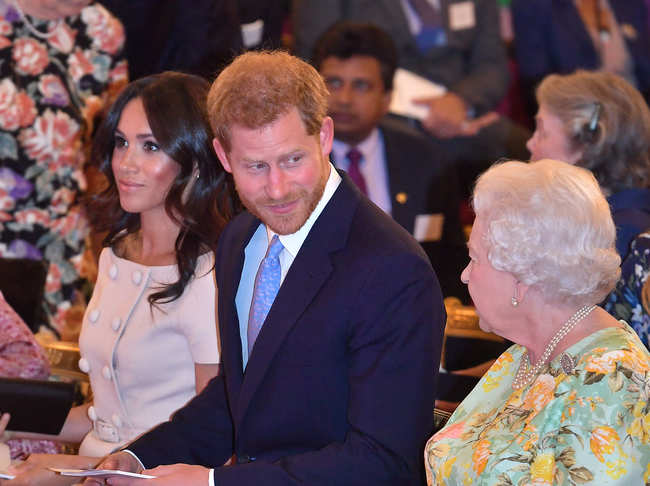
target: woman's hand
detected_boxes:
[3,453,93,486]
[0,414,10,443]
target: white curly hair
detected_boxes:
[472,159,621,305]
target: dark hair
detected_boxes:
[88,71,237,306]
[311,21,398,91]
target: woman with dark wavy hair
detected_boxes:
[0,71,236,484]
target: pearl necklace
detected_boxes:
[11,0,62,39]
[512,304,596,390]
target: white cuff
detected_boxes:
[209,468,215,486]
[122,449,146,472]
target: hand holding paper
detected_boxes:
[81,464,210,486]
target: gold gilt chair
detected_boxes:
[36,338,90,403]
[435,298,505,416]
[441,297,504,371]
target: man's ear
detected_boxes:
[380,90,392,117]
[319,116,334,158]
[213,137,232,173]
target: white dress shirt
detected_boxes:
[331,128,392,216]
[400,0,442,35]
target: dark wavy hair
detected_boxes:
[311,21,398,91]
[87,71,237,306]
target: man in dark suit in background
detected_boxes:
[312,21,468,301]
[87,51,443,486]
[293,0,531,196]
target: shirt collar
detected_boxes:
[331,128,380,167]
[264,162,342,258]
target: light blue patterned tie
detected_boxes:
[247,235,284,357]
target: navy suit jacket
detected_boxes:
[129,173,444,485]
[512,0,650,105]
[378,117,468,302]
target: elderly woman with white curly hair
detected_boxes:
[425,159,650,485]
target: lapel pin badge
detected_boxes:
[395,192,408,204]
[621,24,637,40]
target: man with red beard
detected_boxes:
[86,50,443,486]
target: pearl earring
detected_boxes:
[511,296,519,307]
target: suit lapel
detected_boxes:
[378,0,415,48]
[381,124,415,233]
[234,174,360,426]
[220,214,260,401]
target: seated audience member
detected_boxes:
[311,21,468,300]
[99,0,243,80]
[605,231,650,349]
[527,70,650,259]
[512,0,650,119]
[85,50,442,486]
[1,71,236,484]
[293,0,531,196]
[0,0,127,337]
[425,159,650,485]
[0,292,60,460]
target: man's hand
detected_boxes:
[414,92,469,138]
[99,464,210,486]
[82,451,142,486]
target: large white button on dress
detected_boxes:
[132,271,142,285]
[111,317,122,332]
[102,365,112,380]
[109,264,118,280]
[88,309,100,323]
[87,406,97,421]
[78,357,90,373]
[111,414,122,428]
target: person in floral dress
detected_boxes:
[0,0,127,337]
[0,291,62,460]
[605,231,650,349]
[426,160,650,485]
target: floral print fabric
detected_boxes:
[605,232,650,349]
[0,291,61,459]
[426,322,650,485]
[0,2,127,335]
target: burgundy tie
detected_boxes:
[346,148,367,195]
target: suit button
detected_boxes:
[102,365,112,380]
[112,413,122,428]
[132,271,142,285]
[78,357,90,373]
[109,264,118,280]
[111,317,121,332]
[88,309,100,323]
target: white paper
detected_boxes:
[413,214,444,242]
[389,68,446,120]
[50,468,156,479]
[241,19,264,48]
[0,472,15,480]
[449,1,476,30]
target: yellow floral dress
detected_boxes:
[426,322,650,485]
